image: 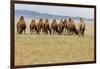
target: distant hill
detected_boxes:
[15,10,93,21]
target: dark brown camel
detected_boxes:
[17,16,26,34]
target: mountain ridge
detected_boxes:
[15,10,93,21]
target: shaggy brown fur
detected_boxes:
[30,19,37,34]
[63,19,68,34]
[74,24,80,35]
[43,19,51,34]
[67,18,80,35]
[51,19,58,34]
[37,19,44,34]
[79,17,85,36]
[17,16,26,34]
[57,19,65,35]
[67,18,76,35]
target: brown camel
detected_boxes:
[37,19,43,34]
[17,16,26,34]
[57,19,65,35]
[63,19,72,35]
[63,19,68,34]
[51,19,58,34]
[78,17,85,36]
[43,19,51,34]
[30,19,37,34]
[67,17,76,35]
[74,24,80,35]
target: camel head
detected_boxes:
[39,18,43,21]
[32,19,35,22]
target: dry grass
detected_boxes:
[15,20,95,66]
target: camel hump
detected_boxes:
[19,16,24,21]
[45,19,49,22]
[69,17,72,22]
[39,19,43,23]
[18,16,26,24]
[80,17,84,22]
[32,19,36,23]
[68,17,74,23]
[53,19,56,21]
[32,19,35,22]
[40,18,43,21]
[31,19,36,25]
[52,19,57,24]
[64,19,67,23]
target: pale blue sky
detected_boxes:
[15,4,94,19]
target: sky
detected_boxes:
[15,4,94,19]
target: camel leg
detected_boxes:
[69,30,71,35]
[34,28,36,34]
[45,29,47,35]
[36,30,39,35]
[31,29,34,35]
[24,30,25,34]
[30,29,32,34]
[82,31,84,36]
[48,28,51,35]
[17,28,19,35]
[51,29,53,35]
[36,27,39,35]
[65,28,67,34]
[33,29,35,34]
[53,29,54,35]
[67,30,69,35]
[46,30,48,34]
[52,29,54,35]
[54,30,56,35]
[72,31,73,35]
[53,29,54,34]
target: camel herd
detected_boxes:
[16,16,85,36]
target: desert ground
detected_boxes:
[15,19,95,66]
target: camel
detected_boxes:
[30,19,37,34]
[78,17,85,36]
[37,19,44,34]
[17,16,26,34]
[51,19,58,34]
[43,19,51,34]
[57,19,65,35]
